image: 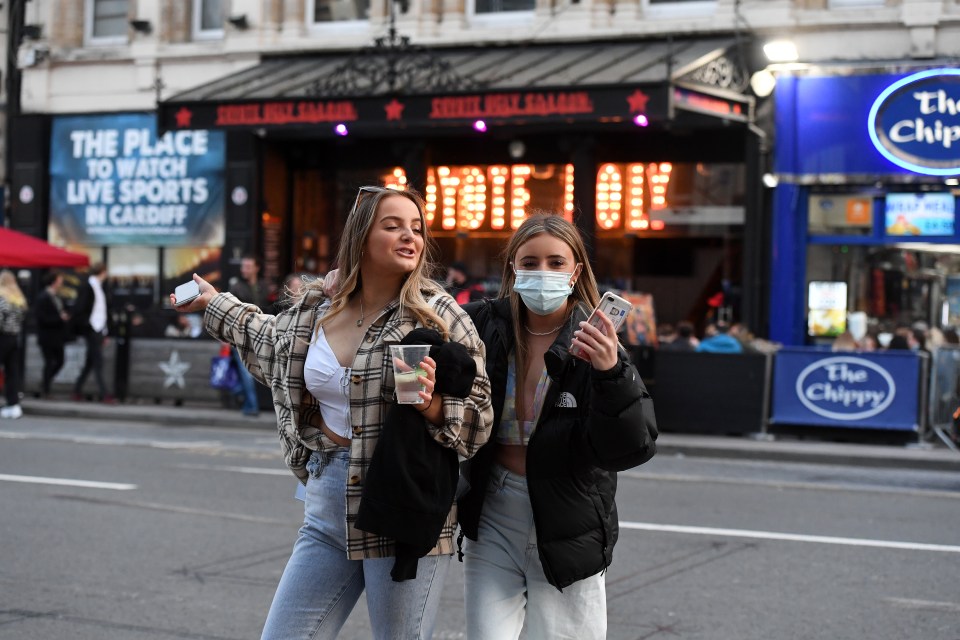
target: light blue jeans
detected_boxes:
[463,463,607,640]
[261,448,450,640]
[232,347,260,415]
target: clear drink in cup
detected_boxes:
[390,344,430,404]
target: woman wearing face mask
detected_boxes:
[456,214,658,640]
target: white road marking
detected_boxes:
[619,521,960,553]
[0,430,237,452]
[883,597,960,613]
[0,473,136,491]
[622,470,960,500]
[175,463,289,476]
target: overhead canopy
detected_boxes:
[159,36,755,134]
[0,227,90,268]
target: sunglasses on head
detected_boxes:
[351,185,392,213]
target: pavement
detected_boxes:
[14,396,960,473]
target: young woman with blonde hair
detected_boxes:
[457,213,658,639]
[0,270,27,419]
[173,186,493,639]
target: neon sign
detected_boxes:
[867,69,960,176]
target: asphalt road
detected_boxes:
[1,415,959,639]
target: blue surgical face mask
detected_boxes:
[513,270,575,316]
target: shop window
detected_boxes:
[808,193,875,237]
[806,243,960,337]
[596,162,743,234]
[193,0,224,40]
[309,0,370,23]
[110,245,160,312]
[828,0,884,6]
[644,0,716,17]
[86,0,129,44]
[472,0,535,14]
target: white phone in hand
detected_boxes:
[174,280,201,307]
[569,292,633,360]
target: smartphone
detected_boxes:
[174,280,201,307]
[570,292,633,360]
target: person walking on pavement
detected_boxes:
[72,262,114,403]
[34,271,71,398]
[457,214,659,640]
[0,270,28,419]
[171,185,493,640]
[228,255,271,416]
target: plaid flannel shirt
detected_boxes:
[203,285,493,559]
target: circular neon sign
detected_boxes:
[867,68,960,176]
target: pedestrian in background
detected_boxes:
[660,320,698,351]
[272,272,312,313]
[696,321,743,353]
[34,271,70,398]
[0,270,27,419]
[171,185,492,640]
[444,261,485,305]
[831,330,859,352]
[228,255,271,417]
[458,213,658,640]
[72,262,114,403]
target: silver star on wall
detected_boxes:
[159,350,191,389]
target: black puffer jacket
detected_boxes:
[458,298,658,590]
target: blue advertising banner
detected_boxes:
[775,70,960,177]
[770,348,921,431]
[49,113,226,247]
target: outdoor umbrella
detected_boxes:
[0,227,90,268]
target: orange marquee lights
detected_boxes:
[647,162,672,210]
[511,165,532,229]
[380,162,671,233]
[458,168,487,231]
[626,163,646,230]
[563,165,575,221]
[490,166,508,229]
[596,163,622,230]
[424,170,437,226]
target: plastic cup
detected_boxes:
[390,344,430,404]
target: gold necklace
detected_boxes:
[524,323,564,336]
[357,297,395,327]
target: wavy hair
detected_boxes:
[308,186,448,338]
[0,270,26,309]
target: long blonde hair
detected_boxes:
[499,214,600,415]
[309,186,448,338]
[0,270,26,309]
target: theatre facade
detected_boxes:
[153,37,765,332]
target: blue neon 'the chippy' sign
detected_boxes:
[868,68,960,176]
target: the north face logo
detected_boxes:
[556,392,577,408]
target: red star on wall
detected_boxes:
[626,90,650,113]
[175,107,193,128]
[384,98,405,121]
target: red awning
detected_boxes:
[0,227,90,268]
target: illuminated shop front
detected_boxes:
[157,37,764,331]
[771,68,960,346]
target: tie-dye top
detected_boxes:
[496,352,551,446]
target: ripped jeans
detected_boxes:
[260,448,450,640]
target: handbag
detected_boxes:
[209,353,239,391]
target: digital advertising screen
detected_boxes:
[807,281,848,337]
[884,192,955,237]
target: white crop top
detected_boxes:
[304,326,352,440]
